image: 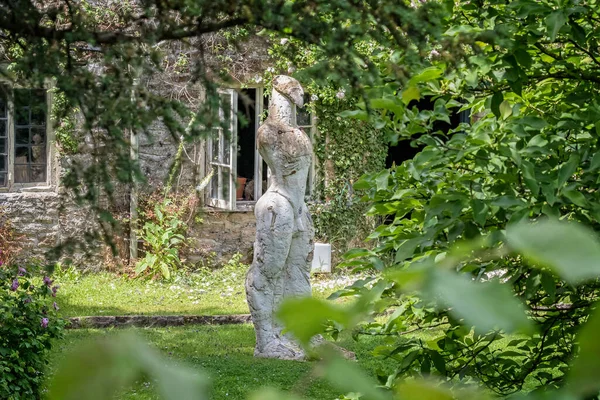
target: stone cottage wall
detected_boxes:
[185,210,256,266]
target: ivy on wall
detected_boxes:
[309,95,387,258]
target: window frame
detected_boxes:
[0,83,54,193]
[205,86,316,211]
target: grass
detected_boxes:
[47,325,392,400]
[46,261,386,399]
[54,263,366,318]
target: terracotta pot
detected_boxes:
[236,177,247,200]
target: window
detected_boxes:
[0,87,49,189]
[206,88,315,210]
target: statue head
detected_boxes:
[273,75,304,108]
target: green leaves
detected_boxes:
[428,269,532,334]
[276,297,351,346]
[47,333,208,400]
[322,355,392,400]
[545,10,567,41]
[567,306,600,397]
[507,219,600,284]
[491,92,503,118]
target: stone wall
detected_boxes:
[185,210,256,266]
[0,189,105,269]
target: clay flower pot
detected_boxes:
[237,177,247,200]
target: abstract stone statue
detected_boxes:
[245,75,314,360]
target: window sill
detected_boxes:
[0,185,56,194]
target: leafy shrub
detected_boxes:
[136,199,187,280]
[0,267,65,399]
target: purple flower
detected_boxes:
[10,279,18,291]
[53,302,59,311]
[24,297,31,304]
[51,285,59,297]
[40,318,49,328]
[18,267,26,276]
[43,276,53,286]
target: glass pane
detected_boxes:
[16,128,29,145]
[220,167,230,201]
[30,146,45,163]
[30,165,45,182]
[0,98,5,118]
[0,155,5,172]
[297,108,311,126]
[223,132,230,164]
[220,93,232,138]
[0,138,6,154]
[0,120,6,136]
[211,168,218,199]
[15,146,28,161]
[212,131,219,162]
[31,127,45,145]
[14,165,28,183]
[15,106,29,126]
[0,172,5,186]
[31,91,46,125]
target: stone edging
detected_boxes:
[67,314,252,329]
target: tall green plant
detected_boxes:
[135,199,186,280]
[330,0,600,395]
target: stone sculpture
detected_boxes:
[245,75,314,360]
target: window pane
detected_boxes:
[220,167,230,201]
[14,165,28,183]
[211,169,218,199]
[30,146,45,163]
[0,155,6,172]
[13,89,47,184]
[0,138,6,154]
[0,120,6,136]
[212,130,220,162]
[31,127,45,145]
[30,165,45,182]
[30,91,46,125]
[15,146,27,161]
[297,108,311,126]
[220,93,232,136]
[0,172,5,186]
[0,97,5,118]
[223,132,230,164]
[16,128,29,144]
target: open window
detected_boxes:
[207,89,238,209]
[206,87,315,210]
[0,87,49,190]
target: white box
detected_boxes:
[311,242,332,273]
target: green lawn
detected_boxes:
[54,269,362,317]
[47,325,392,400]
[47,268,385,399]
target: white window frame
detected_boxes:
[206,87,316,210]
[0,85,53,192]
[206,89,238,209]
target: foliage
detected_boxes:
[44,221,600,400]
[50,88,80,155]
[136,198,187,280]
[48,325,390,400]
[281,220,600,400]
[309,99,387,257]
[0,0,446,252]
[47,332,209,400]
[0,266,64,399]
[329,0,600,396]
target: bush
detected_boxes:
[136,198,188,280]
[0,267,65,399]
